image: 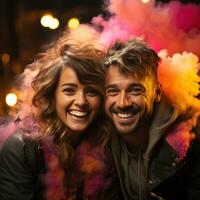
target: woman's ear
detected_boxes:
[154,83,162,103]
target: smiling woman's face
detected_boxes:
[55,67,102,134]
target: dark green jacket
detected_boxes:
[111,99,200,200]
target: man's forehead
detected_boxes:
[106,65,142,80]
[105,65,155,86]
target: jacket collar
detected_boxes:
[144,96,199,161]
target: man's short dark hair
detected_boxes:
[103,38,160,80]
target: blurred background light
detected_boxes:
[1,53,10,64]
[141,0,151,3]
[40,14,59,29]
[49,17,59,29]
[40,14,54,27]
[1,0,199,117]
[68,17,80,29]
[0,0,103,117]
[5,93,17,107]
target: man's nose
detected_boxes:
[116,92,131,108]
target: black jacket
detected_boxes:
[111,98,200,200]
[0,130,123,200]
[111,132,200,200]
[147,137,200,200]
[0,131,45,200]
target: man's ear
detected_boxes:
[154,83,162,103]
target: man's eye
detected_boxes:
[106,89,118,96]
[129,87,144,94]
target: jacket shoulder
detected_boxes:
[0,130,43,174]
[0,130,45,200]
[1,130,38,156]
[186,137,200,161]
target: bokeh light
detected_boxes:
[1,53,10,64]
[68,18,80,29]
[40,14,59,29]
[141,0,151,3]
[5,93,17,107]
[49,18,59,29]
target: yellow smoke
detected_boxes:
[158,50,200,115]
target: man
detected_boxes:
[103,38,200,200]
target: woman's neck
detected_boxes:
[68,131,83,148]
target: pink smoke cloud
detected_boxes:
[169,2,200,32]
[93,0,200,56]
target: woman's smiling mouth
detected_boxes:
[68,110,89,119]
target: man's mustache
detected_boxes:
[112,104,141,114]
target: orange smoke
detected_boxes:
[158,50,200,115]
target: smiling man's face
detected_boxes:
[105,65,160,136]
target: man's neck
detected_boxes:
[122,127,149,154]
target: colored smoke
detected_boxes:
[93,0,200,56]
[158,50,200,114]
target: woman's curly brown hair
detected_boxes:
[30,31,108,167]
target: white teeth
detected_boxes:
[69,110,88,117]
[117,113,133,118]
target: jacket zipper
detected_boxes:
[138,150,142,200]
[150,192,165,200]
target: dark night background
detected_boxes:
[0,0,200,117]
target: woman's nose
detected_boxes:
[75,91,87,107]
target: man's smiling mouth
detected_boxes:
[115,112,136,119]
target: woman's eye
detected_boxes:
[85,88,99,97]
[86,90,98,97]
[63,88,75,95]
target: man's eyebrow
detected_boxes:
[60,83,77,87]
[127,83,146,92]
[128,83,144,87]
[105,84,118,89]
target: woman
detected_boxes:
[0,32,119,200]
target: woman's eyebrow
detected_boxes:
[60,83,77,87]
